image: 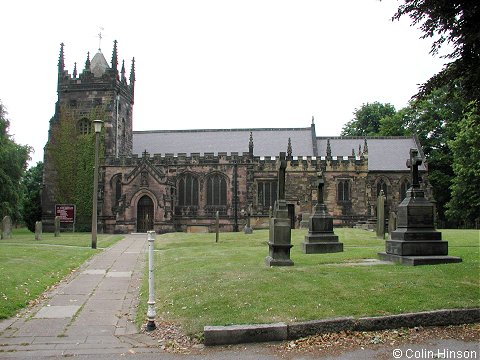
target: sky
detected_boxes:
[1,0,448,166]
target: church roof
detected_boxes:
[133,127,314,157]
[132,127,425,172]
[316,137,426,171]
[90,51,109,77]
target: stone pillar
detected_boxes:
[376,190,386,239]
[54,216,61,237]
[35,221,42,240]
[266,152,294,266]
[302,172,343,254]
[378,149,462,266]
[2,216,12,240]
[215,211,219,243]
[244,204,253,234]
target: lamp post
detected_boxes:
[91,119,103,249]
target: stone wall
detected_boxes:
[98,153,402,232]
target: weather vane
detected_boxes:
[98,26,104,52]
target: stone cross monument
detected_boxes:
[301,172,343,253]
[265,152,294,266]
[378,149,462,265]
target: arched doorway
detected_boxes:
[137,195,154,232]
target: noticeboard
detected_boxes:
[55,204,76,223]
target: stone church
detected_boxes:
[41,42,431,233]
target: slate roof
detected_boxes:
[133,128,315,157]
[133,126,424,172]
[316,137,426,171]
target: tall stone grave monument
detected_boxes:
[378,149,462,265]
[266,152,294,266]
[376,190,386,239]
[54,216,61,237]
[2,216,12,240]
[302,172,343,253]
[35,221,42,240]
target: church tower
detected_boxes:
[42,41,135,230]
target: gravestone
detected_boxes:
[376,190,386,239]
[301,172,343,253]
[215,211,219,243]
[388,211,397,235]
[299,213,310,229]
[378,149,462,266]
[54,216,61,237]
[2,216,12,239]
[266,152,294,266]
[35,221,42,240]
[244,204,253,234]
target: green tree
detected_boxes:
[21,162,43,232]
[341,102,396,136]
[394,1,480,106]
[379,85,466,224]
[0,100,31,222]
[446,103,480,226]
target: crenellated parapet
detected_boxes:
[104,152,369,170]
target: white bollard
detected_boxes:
[146,230,156,331]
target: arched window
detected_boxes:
[207,174,227,206]
[77,118,91,135]
[115,177,122,202]
[400,179,411,201]
[337,180,350,202]
[178,174,198,206]
[377,178,388,200]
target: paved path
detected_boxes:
[1,235,477,359]
[0,234,161,358]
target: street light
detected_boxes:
[91,119,103,249]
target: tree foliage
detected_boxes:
[343,85,468,225]
[394,1,480,106]
[446,103,480,225]
[391,1,480,226]
[341,102,396,136]
[0,100,31,222]
[21,162,43,232]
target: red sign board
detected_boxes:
[55,204,76,223]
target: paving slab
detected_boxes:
[0,234,162,357]
[66,325,116,336]
[34,305,80,319]
[31,335,87,344]
[46,293,89,306]
[13,318,70,337]
[82,269,107,275]
[106,271,132,278]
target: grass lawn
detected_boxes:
[137,228,479,336]
[0,228,123,319]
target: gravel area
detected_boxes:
[142,320,479,357]
[272,323,479,359]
